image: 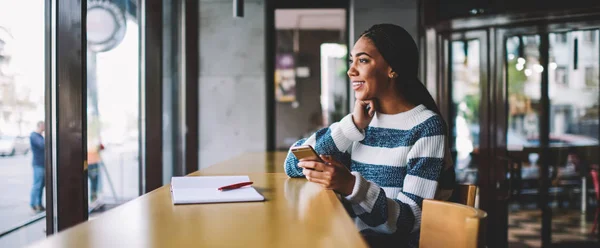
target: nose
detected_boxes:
[347,62,357,78]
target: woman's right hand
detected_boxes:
[352,99,376,130]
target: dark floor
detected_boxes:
[508,208,599,247]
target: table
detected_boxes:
[30,152,367,248]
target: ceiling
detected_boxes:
[275,9,346,30]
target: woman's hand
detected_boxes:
[298,155,355,196]
[352,99,376,130]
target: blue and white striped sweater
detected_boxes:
[284,104,454,246]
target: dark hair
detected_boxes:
[360,24,442,116]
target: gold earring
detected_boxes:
[390,73,397,78]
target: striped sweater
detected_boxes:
[284,104,454,247]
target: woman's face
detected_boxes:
[347,36,393,101]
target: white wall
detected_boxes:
[198,0,266,169]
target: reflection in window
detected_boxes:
[451,40,480,184]
[549,30,599,146]
[548,30,599,244]
[585,66,599,87]
[506,35,542,151]
[86,0,140,217]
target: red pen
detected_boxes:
[218,181,253,191]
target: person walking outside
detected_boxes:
[29,121,45,213]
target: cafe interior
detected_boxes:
[0,0,599,247]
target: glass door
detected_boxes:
[450,37,484,185]
[502,28,600,247]
[444,31,490,204]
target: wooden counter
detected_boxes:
[30,152,367,248]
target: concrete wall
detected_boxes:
[198,0,266,169]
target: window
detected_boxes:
[585,66,598,87]
[555,33,568,43]
[0,1,47,246]
[583,30,596,43]
[555,66,568,86]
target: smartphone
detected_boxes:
[291,145,324,163]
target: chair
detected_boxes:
[591,169,599,235]
[419,199,487,248]
[455,184,478,207]
[456,184,477,207]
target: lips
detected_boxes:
[352,81,365,90]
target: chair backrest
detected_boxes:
[453,184,478,207]
[419,199,487,248]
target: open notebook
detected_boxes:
[170,175,265,205]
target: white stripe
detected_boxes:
[351,143,410,167]
[351,187,403,217]
[353,198,400,234]
[303,133,317,147]
[407,135,445,159]
[330,122,353,152]
[370,109,436,130]
[397,192,422,233]
[403,175,438,199]
[381,187,402,199]
[359,181,383,212]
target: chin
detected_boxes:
[354,92,370,101]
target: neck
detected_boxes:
[376,86,415,114]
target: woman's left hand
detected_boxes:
[298,155,355,196]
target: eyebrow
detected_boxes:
[349,52,371,58]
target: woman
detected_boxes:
[283,24,455,247]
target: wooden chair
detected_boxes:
[420,199,487,248]
[451,184,478,207]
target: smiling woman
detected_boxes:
[284,24,455,248]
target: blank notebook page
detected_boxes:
[171,175,265,204]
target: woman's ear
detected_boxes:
[387,66,397,79]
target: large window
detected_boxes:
[0,0,47,246]
[506,30,599,246]
[86,0,141,217]
[0,0,170,245]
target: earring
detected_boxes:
[390,72,397,78]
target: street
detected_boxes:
[0,145,140,247]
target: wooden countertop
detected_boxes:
[30,152,367,248]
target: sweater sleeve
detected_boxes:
[284,114,363,178]
[343,115,447,235]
